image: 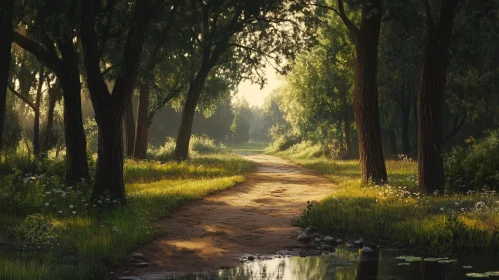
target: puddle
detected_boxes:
[166,247,499,280]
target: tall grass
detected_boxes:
[271,146,499,255]
[0,152,256,280]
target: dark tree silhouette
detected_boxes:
[12,0,89,183]
[418,0,460,194]
[317,0,388,183]
[80,0,152,201]
[0,0,13,152]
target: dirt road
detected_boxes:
[115,154,337,278]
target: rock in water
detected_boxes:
[320,244,334,251]
[361,246,373,253]
[297,232,310,242]
[134,262,149,268]
[323,236,334,243]
[130,253,147,261]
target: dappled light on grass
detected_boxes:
[285,157,499,255]
[0,153,254,280]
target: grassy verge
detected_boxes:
[0,153,256,280]
[271,151,499,255]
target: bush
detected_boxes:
[189,135,222,154]
[13,214,59,251]
[148,135,224,162]
[270,134,302,152]
[148,137,176,162]
[445,130,499,191]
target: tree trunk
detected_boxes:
[352,0,387,184]
[417,0,459,194]
[92,114,125,200]
[0,0,13,152]
[59,39,89,183]
[173,71,209,161]
[42,83,61,153]
[33,67,44,157]
[123,97,135,157]
[133,83,150,159]
[344,112,351,159]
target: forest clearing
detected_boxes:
[1,0,499,279]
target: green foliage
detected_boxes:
[148,135,225,162]
[190,135,223,154]
[13,214,59,251]
[445,130,499,192]
[268,140,342,160]
[269,133,302,152]
[277,152,499,255]
[0,152,255,279]
[230,113,250,144]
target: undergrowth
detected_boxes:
[0,152,256,280]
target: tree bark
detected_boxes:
[343,111,351,159]
[123,97,135,157]
[42,81,61,153]
[417,0,459,194]
[133,83,150,159]
[33,66,44,157]
[12,29,89,183]
[173,71,209,161]
[80,0,151,201]
[349,0,388,184]
[59,38,89,183]
[94,114,125,199]
[0,0,13,152]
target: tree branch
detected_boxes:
[337,0,360,39]
[8,83,36,110]
[12,32,62,75]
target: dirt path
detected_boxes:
[115,154,337,278]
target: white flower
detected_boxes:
[440,207,444,211]
[45,203,49,206]
[69,205,74,209]
[72,211,76,215]
[58,211,63,214]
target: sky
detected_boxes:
[234,67,282,107]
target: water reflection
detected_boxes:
[356,250,379,280]
[422,261,445,280]
[176,248,499,280]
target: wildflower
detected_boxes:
[58,211,62,214]
[72,211,76,215]
[475,201,487,211]
[69,205,74,209]
[440,207,444,211]
[45,203,49,207]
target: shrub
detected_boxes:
[148,135,224,162]
[189,135,222,154]
[270,134,302,152]
[148,137,176,162]
[13,214,59,251]
[445,130,499,191]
